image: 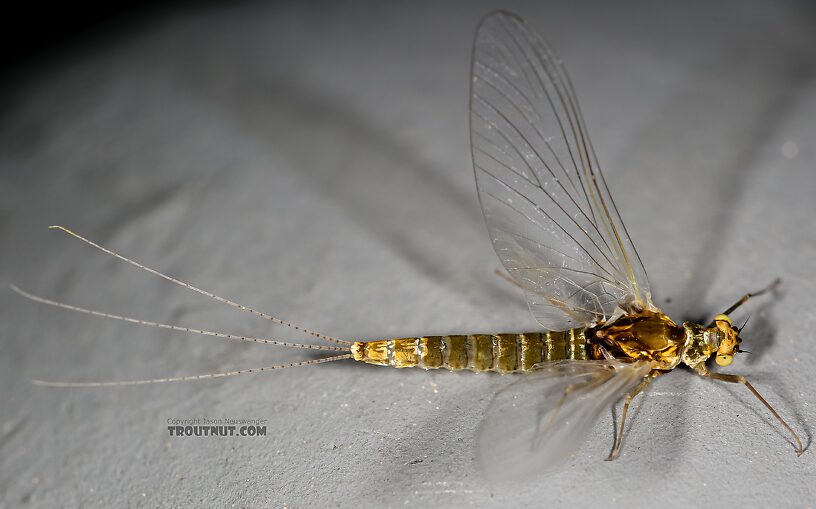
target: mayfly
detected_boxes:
[13,11,804,478]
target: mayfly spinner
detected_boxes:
[13,11,804,477]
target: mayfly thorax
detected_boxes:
[13,10,804,478]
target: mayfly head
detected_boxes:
[711,314,741,366]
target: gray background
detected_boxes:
[2,0,815,507]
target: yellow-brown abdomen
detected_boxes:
[351,330,587,373]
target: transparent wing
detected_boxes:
[470,11,653,330]
[477,359,653,481]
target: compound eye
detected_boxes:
[714,314,732,326]
[716,354,733,366]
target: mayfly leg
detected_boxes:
[695,366,804,455]
[707,278,781,327]
[606,373,658,461]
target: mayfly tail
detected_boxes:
[45,225,352,346]
[9,285,349,352]
[31,354,353,387]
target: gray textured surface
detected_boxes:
[2,1,815,507]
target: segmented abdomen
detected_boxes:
[351,330,588,373]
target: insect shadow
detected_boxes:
[190,73,525,312]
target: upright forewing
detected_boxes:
[470,11,652,329]
[477,359,653,480]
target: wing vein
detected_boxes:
[473,110,625,281]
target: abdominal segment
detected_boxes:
[351,330,588,373]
